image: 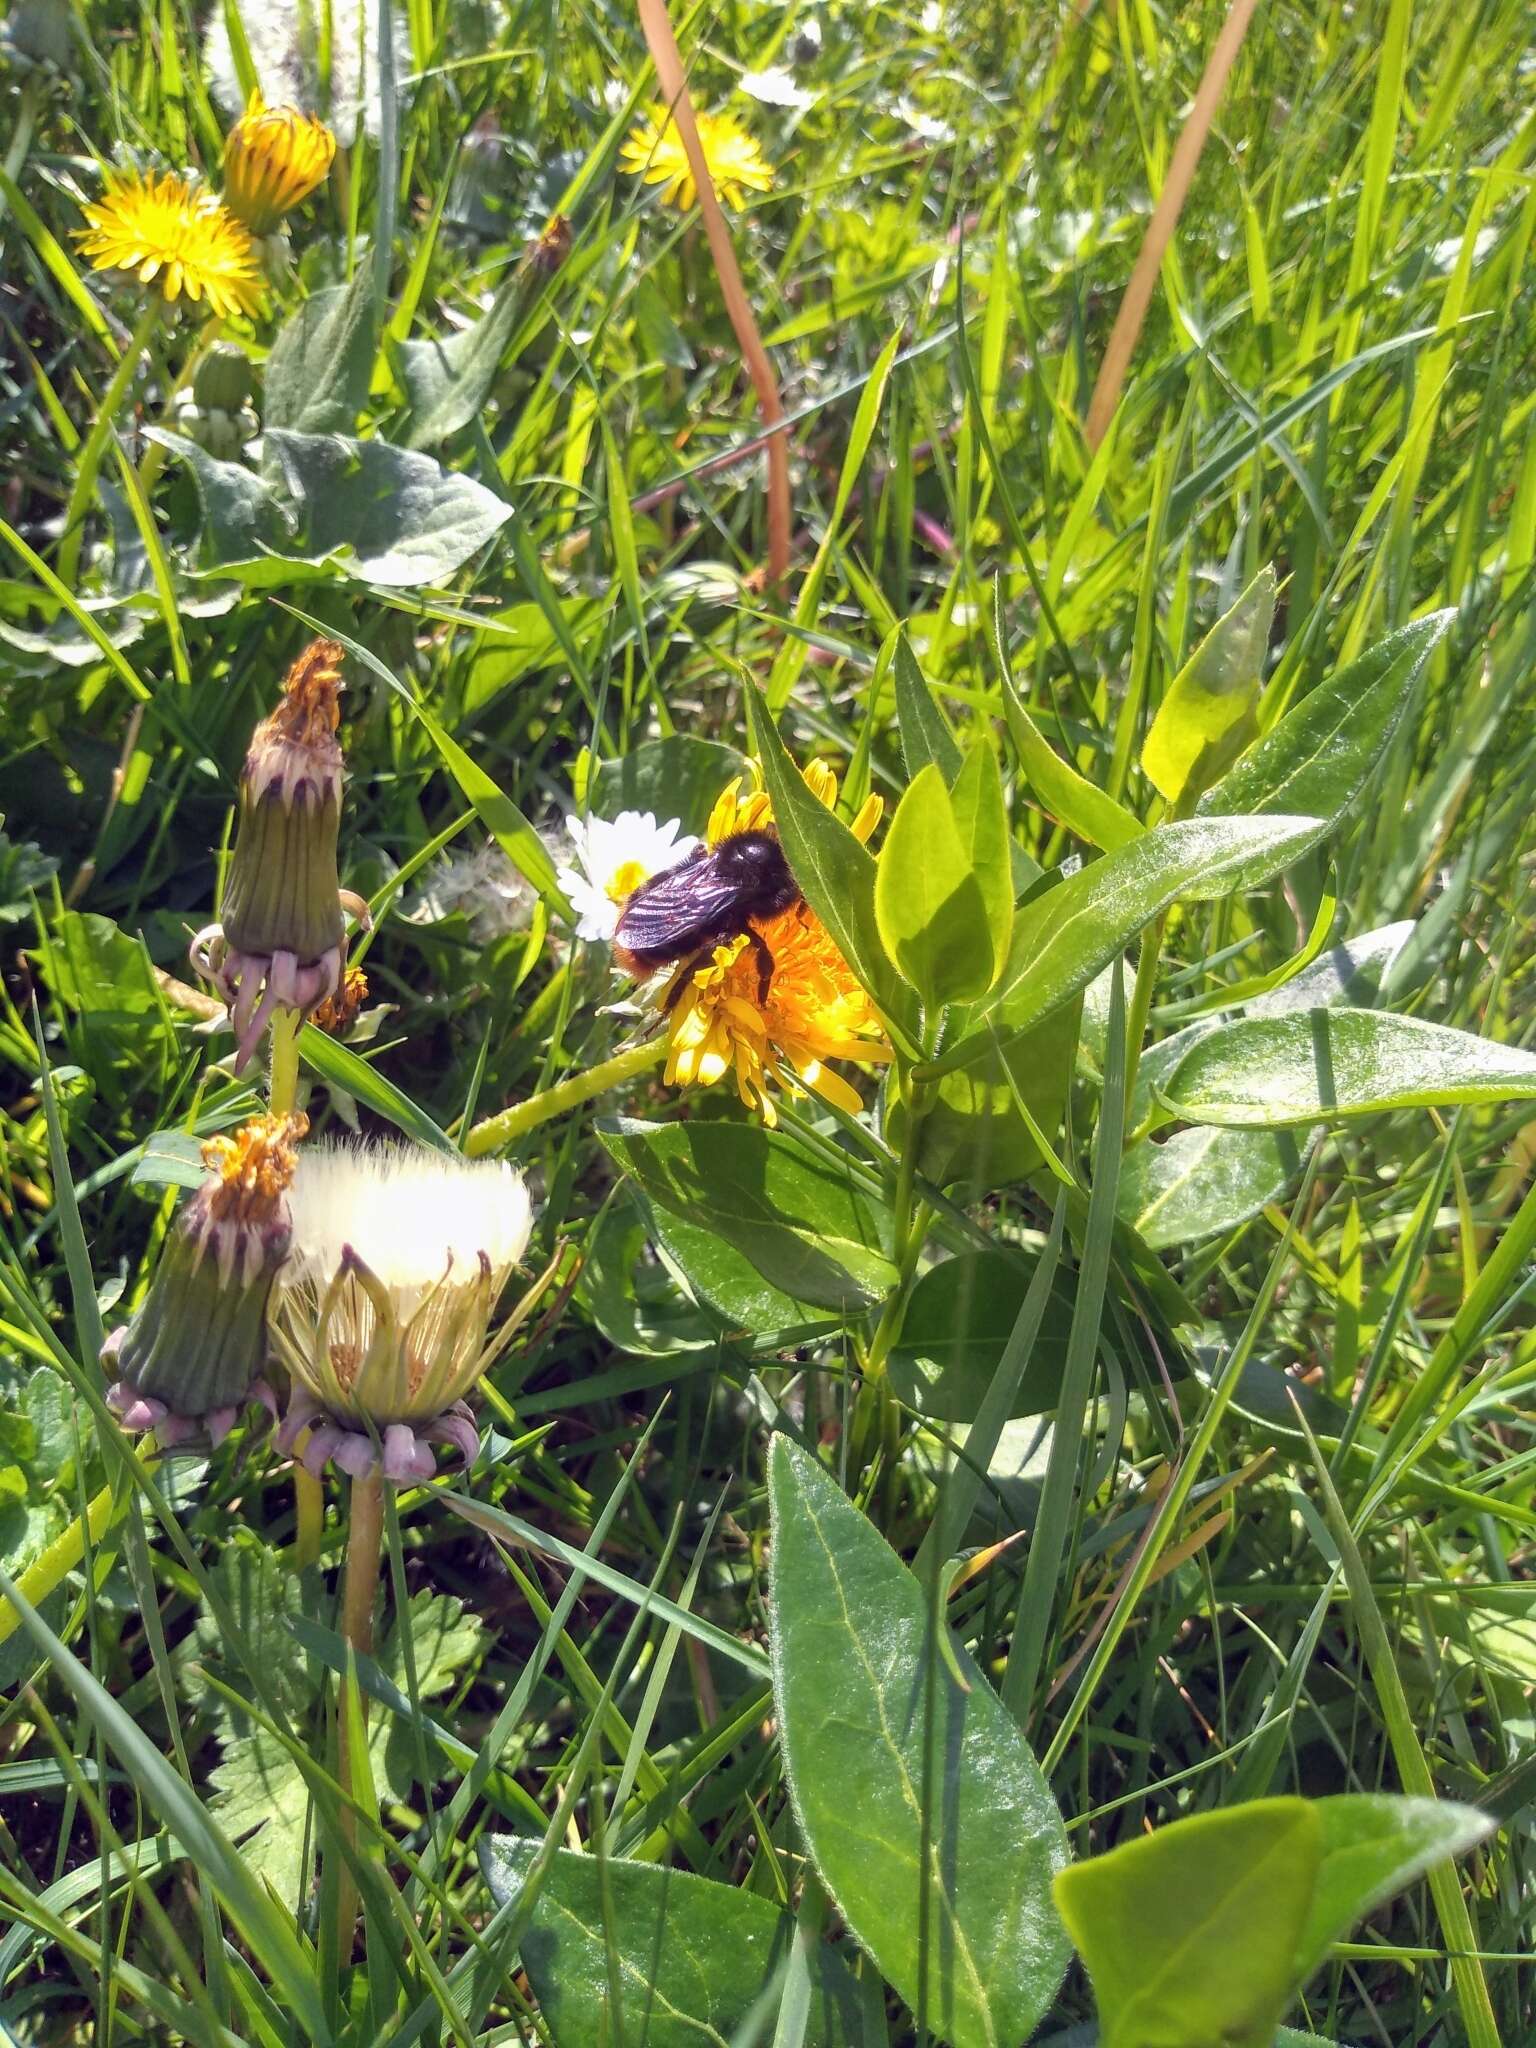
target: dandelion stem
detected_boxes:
[268,1006,325,1566]
[57,300,162,587]
[334,1469,385,1958]
[463,1038,667,1156]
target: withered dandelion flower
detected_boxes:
[102,1113,305,1447]
[619,103,773,212]
[76,169,265,319]
[222,89,336,234]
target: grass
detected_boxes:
[1,0,1535,2042]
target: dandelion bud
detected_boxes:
[271,1144,538,1483]
[191,639,370,1071]
[173,341,259,459]
[103,1115,305,1448]
[222,90,336,235]
[0,0,75,77]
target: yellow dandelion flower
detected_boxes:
[619,103,773,212]
[76,169,265,320]
[222,90,336,234]
[661,758,889,1125]
[664,904,891,1125]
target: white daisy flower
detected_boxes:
[271,1143,543,1482]
[557,809,698,943]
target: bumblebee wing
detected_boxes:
[614,853,741,956]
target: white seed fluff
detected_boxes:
[284,1142,532,1291]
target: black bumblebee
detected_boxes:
[612,830,801,1001]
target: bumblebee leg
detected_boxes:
[661,950,710,1014]
[748,928,775,1004]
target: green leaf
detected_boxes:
[396,264,538,450]
[597,1117,896,1313]
[1053,1800,1323,2048]
[744,688,917,1040]
[890,1249,1075,1422]
[893,632,963,782]
[1143,566,1275,804]
[1200,612,1454,828]
[142,428,291,566]
[906,1000,1079,1190]
[646,1203,834,1339]
[1118,1125,1309,1249]
[264,429,511,587]
[1161,1009,1536,1127]
[995,603,1142,855]
[931,815,1323,1076]
[769,1438,1071,2048]
[1297,1795,1493,1983]
[263,270,378,437]
[876,763,1000,1007]
[947,742,1013,985]
[479,1839,876,2048]
[298,1026,457,1151]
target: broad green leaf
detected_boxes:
[931,815,1322,1076]
[479,1839,876,2048]
[1118,1125,1310,1249]
[263,270,377,437]
[142,428,291,565]
[947,742,1013,985]
[893,631,963,781]
[1143,565,1275,804]
[875,763,999,1007]
[1200,612,1453,828]
[1161,1009,1536,1126]
[744,687,917,1041]
[597,1117,896,1313]
[396,261,545,449]
[368,1589,485,1798]
[891,1249,1075,1422]
[1297,1795,1492,1982]
[1053,1800,1322,2048]
[646,1203,834,1340]
[904,1000,1079,1190]
[769,1438,1071,2048]
[265,428,511,587]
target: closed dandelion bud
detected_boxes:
[222,90,336,235]
[191,639,370,1070]
[173,342,259,458]
[271,1144,540,1483]
[102,1114,305,1448]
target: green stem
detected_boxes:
[268,1008,302,1119]
[58,300,163,587]
[333,1469,385,1960]
[464,1038,667,1156]
[267,1006,324,1568]
[1120,903,1168,1125]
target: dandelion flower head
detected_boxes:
[620,103,773,212]
[222,90,336,234]
[559,809,699,942]
[663,761,889,1125]
[76,168,265,320]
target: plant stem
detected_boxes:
[1120,904,1168,1122]
[463,1038,667,1156]
[334,1469,385,1959]
[57,300,162,587]
[267,1007,324,1566]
